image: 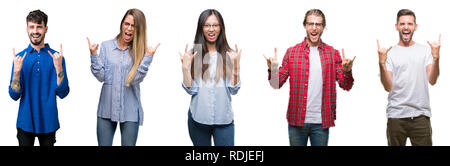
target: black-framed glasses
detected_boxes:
[203,24,220,29]
[305,22,324,28]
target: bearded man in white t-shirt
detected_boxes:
[377,9,441,146]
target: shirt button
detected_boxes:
[305,84,307,87]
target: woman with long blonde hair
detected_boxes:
[87,8,159,146]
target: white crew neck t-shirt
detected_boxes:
[386,43,433,118]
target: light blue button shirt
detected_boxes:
[182,52,240,125]
[91,39,153,125]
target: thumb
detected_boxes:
[387,46,393,52]
[179,52,183,61]
[22,52,28,60]
[48,51,55,59]
[263,54,268,60]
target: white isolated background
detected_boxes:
[0,0,447,146]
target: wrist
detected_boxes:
[13,71,20,76]
[270,66,278,71]
[233,65,240,71]
[57,70,64,78]
[270,63,278,70]
[11,79,20,91]
[182,65,191,72]
[56,66,63,73]
[433,56,440,61]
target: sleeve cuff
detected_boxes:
[90,54,99,61]
[344,70,352,76]
[142,54,153,66]
[55,73,68,91]
[182,82,199,95]
[9,86,22,100]
[229,80,241,89]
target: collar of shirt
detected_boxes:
[113,38,130,51]
[300,37,326,52]
[26,43,51,54]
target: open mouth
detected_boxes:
[310,32,319,40]
[401,31,411,39]
[208,33,216,40]
[124,32,133,40]
[31,33,41,39]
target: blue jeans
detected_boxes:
[97,117,139,146]
[187,111,234,146]
[288,123,329,146]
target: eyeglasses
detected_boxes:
[203,24,220,30]
[305,22,324,28]
[124,22,135,30]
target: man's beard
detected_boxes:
[29,33,44,46]
[307,33,322,45]
[399,31,414,44]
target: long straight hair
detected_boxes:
[192,9,232,82]
[117,8,147,86]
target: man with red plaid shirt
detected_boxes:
[264,9,355,146]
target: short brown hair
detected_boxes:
[303,9,326,26]
[27,10,48,26]
[397,9,416,24]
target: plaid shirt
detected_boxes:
[269,38,354,128]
